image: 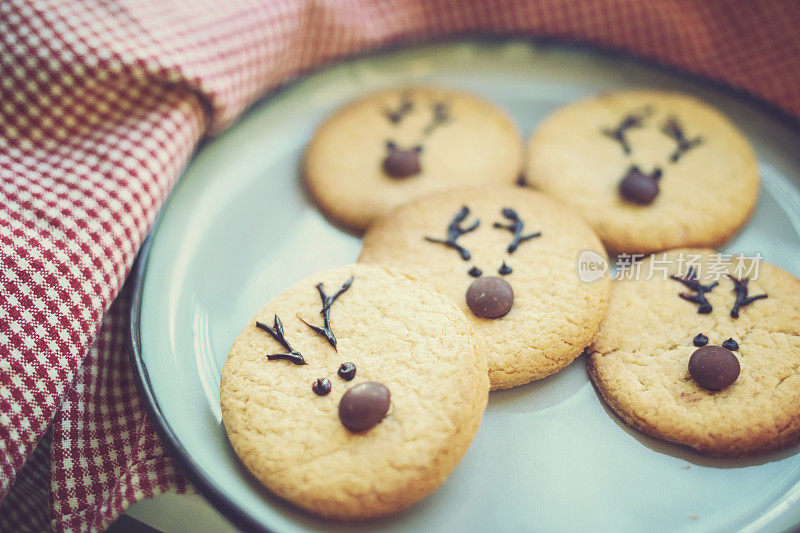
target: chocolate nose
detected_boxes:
[619,166,662,205]
[382,147,421,178]
[338,381,391,431]
[688,345,740,390]
[466,276,514,318]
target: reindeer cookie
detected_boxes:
[304,87,522,232]
[588,249,800,456]
[220,264,488,520]
[359,186,610,389]
[526,90,759,254]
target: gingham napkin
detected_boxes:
[1,1,799,531]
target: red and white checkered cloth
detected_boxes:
[1,0,800,530]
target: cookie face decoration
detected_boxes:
[304,87,522,232]
[380,95,450,179]
[602,109,703,205]
[422,205,542,319]
[687,336,741,391]
[666,267,768,392]
[360,186,610,390]
[220,264,488,519]
[526,90,759,254]
[248,277,391,427]
[588,249,800,456]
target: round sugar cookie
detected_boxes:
[526,90,759,254]
[304,86,523,233]
[588,249,800,456]
[220,264,488,519]
[359,186,610,390]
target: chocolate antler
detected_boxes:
[422,101,450,135]
[255,315,307,365]
[661,117,702,162]
[670,267,718,314]
[384,93,413,124]
[727,275,767,318]
[601,107,653,155]
[299,276,354,350]
[424,206,480,260]
[493,208,541,254]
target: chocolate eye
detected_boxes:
[693,333,708,347]
[385,140,397,151]
[721,338,739,351]
[312,378,332,396]
[498,261,512,276]
[338,362,356,381]
[468,266,483,278]
[413,145,423,153]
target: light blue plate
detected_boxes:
[131,40,800,533]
